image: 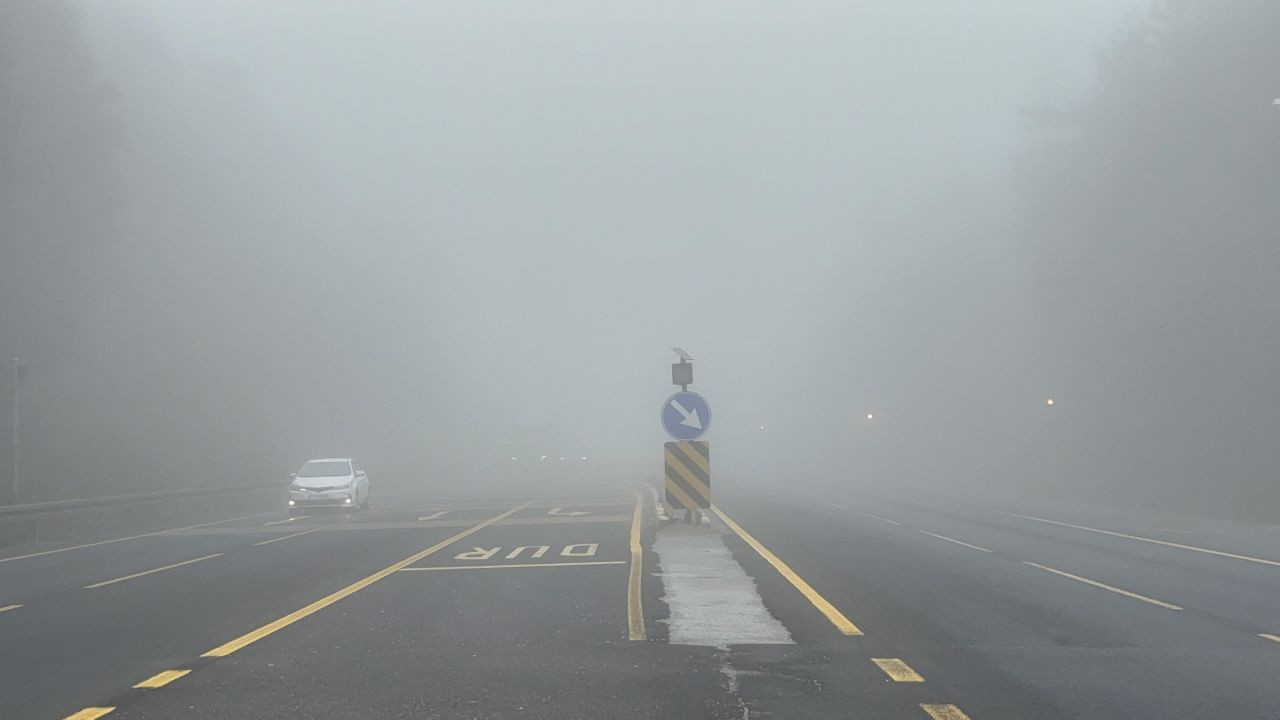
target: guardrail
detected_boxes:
[0,482,284,550]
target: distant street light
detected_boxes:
[580,456,587,461]
[866,413,874,420]
[1046,398,1055,406]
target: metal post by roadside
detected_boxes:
[10,358,22,504]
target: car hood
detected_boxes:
[292,475,352,489]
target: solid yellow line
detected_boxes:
[84,553,223,589]
[711,505,863,635]
[398,561,625,571]
[0,604,22,614]
[202,503,528,657]
[664,479,700,510]
[133,669,191,689]
[920,704,972,720]
[871,658,924,682]
[664,450,711,502]
[628,489,646,641]
[1259,633,1280,644]
[62,709,115,720]
[996,510,1280,568]
[1023,561,1183,610]
[0,511,269,564]
[919,530,992,553]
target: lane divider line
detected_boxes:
[253,526,325,546]
[995,510,1280,568]
[133,669,191,689]
[856,511,902,526]
[871,658,924,682]
[62,708,115,720]
[201,502,529,658]
[711,505,864,636]
[83,554,224,589]
[821,501,848,510]
[1023,561,1183,610]
[628,488,646,641]
[1259,633,1280,644]
[920,704,972,720]
[0,511,272,565]
[398,561,625,571]
[0,604,22,613]
[919,530,992,553]
[264,516,304,526]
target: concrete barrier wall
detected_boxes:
[0,485,283,550]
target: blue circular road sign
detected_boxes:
[661,391,711,441]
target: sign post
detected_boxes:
[662,349,711,522]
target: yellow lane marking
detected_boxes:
[202,503,528,658]
[996,510,1280,568]
[62,709,115,720]
[712,505,864,635]
[253,527,325,546]
[83,553,223,589]
[133,669,191,689]
[919,530,992,553]
[1023,561,1182,610]
[628,489,646,641]
[1259,633,1280,644]
[0,604,22,613]
[398,561,625,571]
[920,704,972,720]
[0,511,270,564]
[856,511,902,526]
[872,658,924,682]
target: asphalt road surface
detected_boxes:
[3,480,1279,719]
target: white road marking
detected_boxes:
[919,530,992,553]
[417,511,449,521]
[653,525,793,648]
[822,501,848,510]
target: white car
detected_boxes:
[287,458,370,511]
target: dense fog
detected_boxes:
[2,1,1277,517]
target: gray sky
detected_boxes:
[57,0,1146,486]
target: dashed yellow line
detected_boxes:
[995,510,1280,568]
[872,658,924,682]
[133,669,191,688]
[921,704,972,720]
[62,708,115,720]
[628,488,646,641]
[83,554,223,589]
[202,503,528,658]
[712,505,863,635]
[1023,561,1182,610]
[0,604,21,614]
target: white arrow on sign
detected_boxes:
[547,507,589,517]
[669,399,703,429]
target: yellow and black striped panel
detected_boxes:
[664,441,710,509]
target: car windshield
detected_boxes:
[297,461,350,478]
